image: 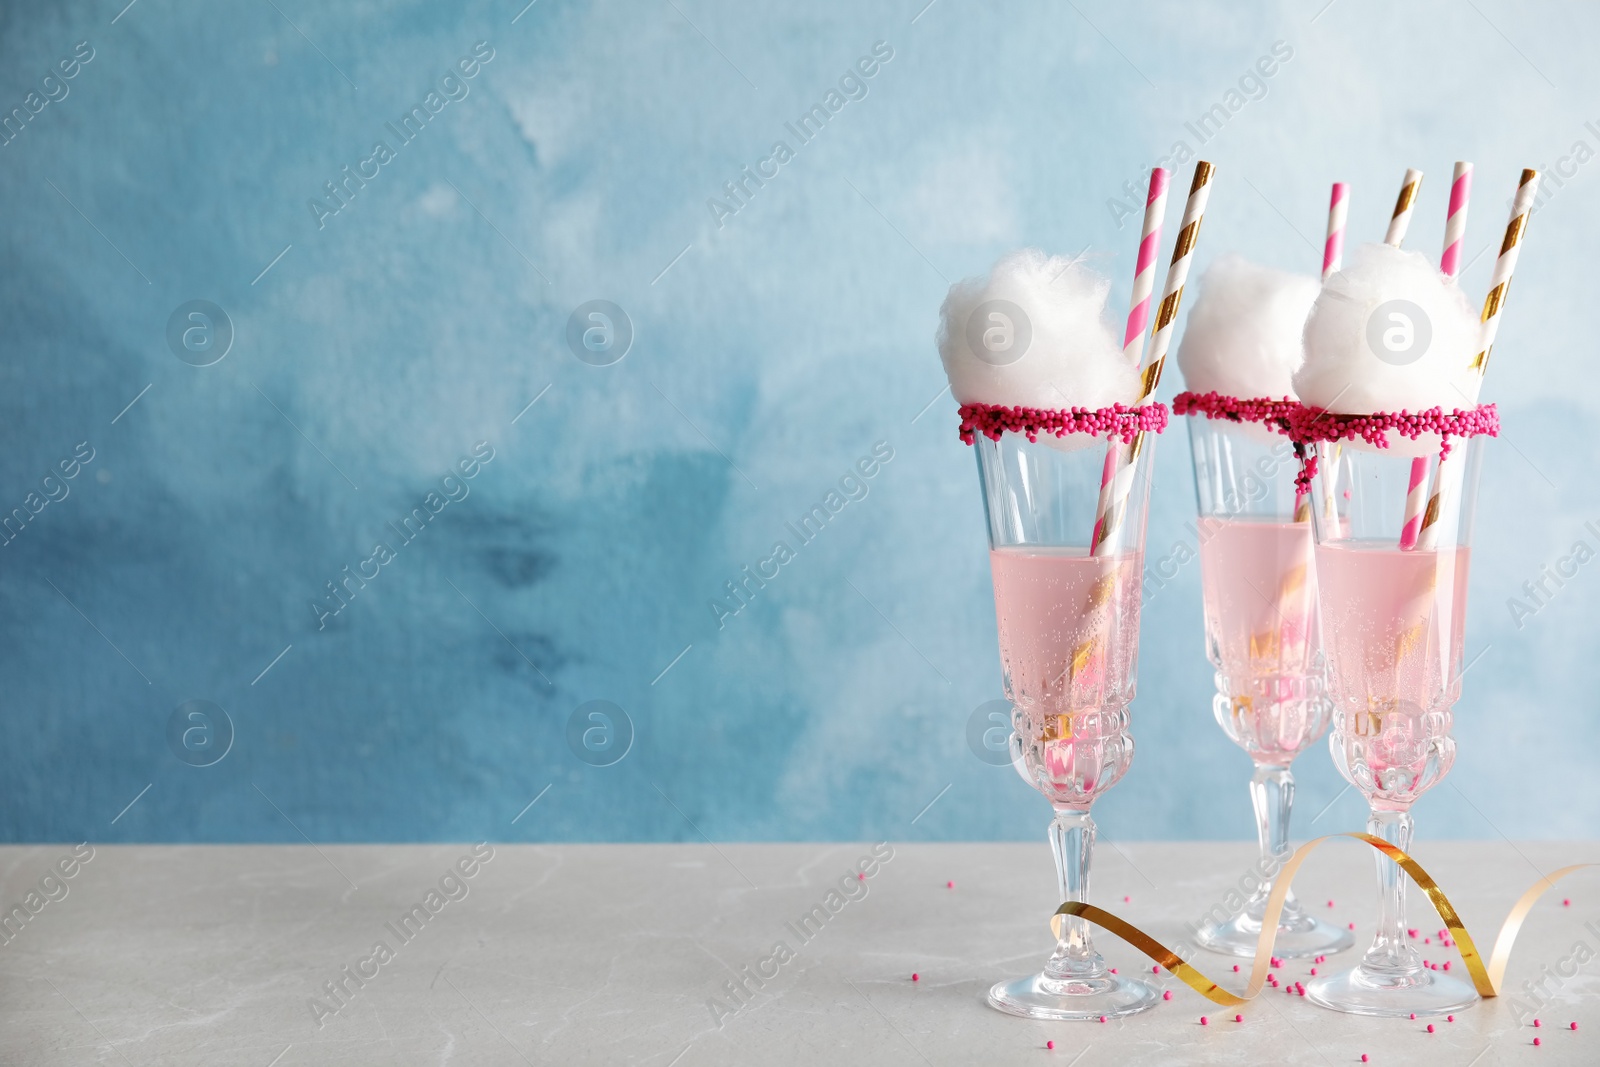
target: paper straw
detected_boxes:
[1385,168,1426,546]
[1320,443,1343,523]
[1411,164,1475,550]
[1470,168,1541,375]
[1299,183,1350,524]
[1397,456,1429,549]
[1384,168,1423,247]
[1092,161,1214,555]
[1416,167,1540,549]
[1304,180,1350,523]
[1322,182,1349,282]
[1439,162,1474,277]
[1123,168,1171,365]
[1139,161,1215,403]
[1093,168,1170,547]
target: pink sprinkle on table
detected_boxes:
[1535,1019,1541,1026]
[1535,1037,1542,1046]
[946,881,954,889]
[1408,929,1418,938]
[1564,899,1571,906]
[1409,1014,1416,1021]
[1443,962,1451,971]
[1572,1022,1579,1030]
[1123,895,1130,902]
[1163,991,1172,1001]
[1099,1015,1106,1023]
[858,873,865,880]
[1310,969,1317,976]
[911,973,919,982]
[1327,900,1334,908]
[1348,922,1356,929]
[1233,965,1239,972]
[1427,1025,1435,1034]
[1425,938,1431,944]
[1047,1041,1055,1050]
[1447,1016,1455,1022]
[1152,966,1160,974]
[1109,968,1117,974]
[1361,1056,1368,1063]
[1234,1014,1243,1023]
[1200,1016,1208,1025]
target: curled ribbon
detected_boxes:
[1048,832,1594,1006]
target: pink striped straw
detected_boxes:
[1094,167,1170,551]
[1439,163,1474,278]
[1408,163,1475,550]
[1090,446,1120,550]
[1122,168,1171,364]
[1398,458,1429,549]
[1322,182,1349,281]
[1307,181,1349,522]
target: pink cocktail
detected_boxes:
[1317,543,1470,806]
[1198,519,1321,759]
[991,547,1142,808]
[1304,435,1487,1018]
[1184,416,1349,959]
[975,428,1161,1021]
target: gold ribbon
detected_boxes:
[1048,832,1594,1005]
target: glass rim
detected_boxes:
[958,400,1169,446]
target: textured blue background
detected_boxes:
[2,0,1594,844]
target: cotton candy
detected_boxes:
[936,249,1139,412]
[1294,243,1482,415]
[1176,254,1319,400]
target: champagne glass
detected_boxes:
[977,430,1161,1021]
[1304,437,1485,1016]
[1185,416,1353,959]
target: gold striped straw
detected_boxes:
[1385,167,1425,547]
[1090,161,1215,556]
[1416,168,1540,548]
[1470,168,1541,375]
[1384,168,1423,247]
[1141,160,1215,401]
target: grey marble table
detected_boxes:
[0,841,1595,1065]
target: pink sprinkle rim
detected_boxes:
[1290,403,1498,493]
[1287,403,1499,453]
[1172,391,1300,435]
[958,401,1169,446]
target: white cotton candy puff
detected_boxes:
[1177,254,1319,400]
[936,248,1139,413]
[1295,242,1482,415]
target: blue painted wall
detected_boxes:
[2,0,1594,844]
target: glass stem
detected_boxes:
[1045,808,1106,979]
[1361,808,1421,975]
[1244,764,1300,921]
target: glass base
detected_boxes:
[1195,907,1354,959]
[988,971,1161,1021]
[1304,965,1479,1017]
